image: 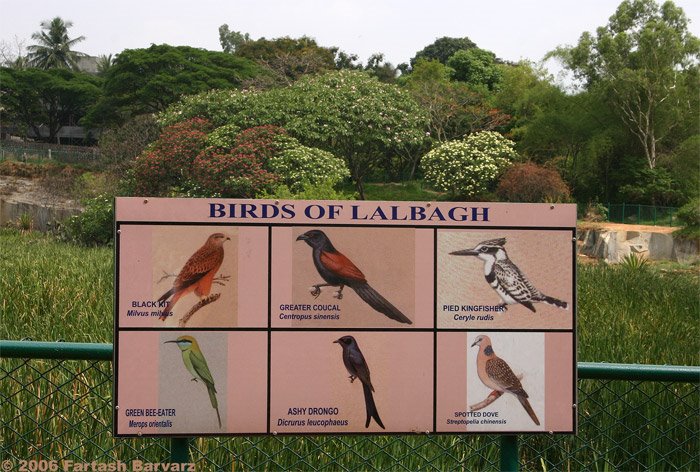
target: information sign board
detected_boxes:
[114,197,576,436]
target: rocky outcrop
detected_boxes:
[578,228,698,263]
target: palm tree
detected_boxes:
[26,17,86,70]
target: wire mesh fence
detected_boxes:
[2,342,698,471]
[0,142,101,167]
[607,203,679,227]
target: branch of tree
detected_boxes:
[178,293,221,327]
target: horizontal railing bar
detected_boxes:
[578,362,699,383]
[2,341,699,383]
[0,340,112,361]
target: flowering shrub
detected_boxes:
[496,162,571,202]
[131,117,212,196]
[192,148,278,197]
[268,140,349,192]
[421,131,517,197]
[206,124,241,149]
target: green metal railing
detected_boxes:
[607,203,679,227]
[2,340,698,471]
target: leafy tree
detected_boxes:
[0,67,102,142]
[26,17,86,70]
[83,44,260,126]
[332,48,362,70]
[218,24,251,54]
[550,0,700,170]
[447,48,502,90]
[402,59,510,143]
[410,36,477,67]
[99,114,161,171]
[159,70,429,198]
[96,54,115,76]
[236,36,336,85]
[364,53,397,83]
[422,131,517,198]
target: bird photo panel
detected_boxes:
[115,331,268,435]
[269,331,434,433]
[437,229,574,330]
[271,226,434,328]
[436,331,574,433]
[117,225,269,328]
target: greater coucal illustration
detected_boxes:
[158,233,230,321]
[296,230,412,324]
[450,238,567,313]
[471,334,540,425]
[334,336,385,429]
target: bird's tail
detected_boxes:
[353,284,413,325]
[538,295,568,310]
[157,288,178,321]
[206,383,222,428]
[362,382,385,429]
[517,395,540,426]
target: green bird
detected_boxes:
[165,335,222,428]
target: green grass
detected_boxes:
[0,228,112,343]
[341,180,445,201]
[1,229,698,470]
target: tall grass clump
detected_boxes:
[0,228,112,343]
[577,261,699,365]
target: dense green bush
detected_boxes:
[421,131,517,198]
[675,197,700,239]
[63,195,114,246]
[496,162,570,202]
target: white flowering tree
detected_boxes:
[421,131,517,198]
[159,70,429,199]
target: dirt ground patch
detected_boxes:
[0,176,80,209]
[577,220,677,234]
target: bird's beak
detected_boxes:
[296,234,309,241]
[451,249,478,256]
[226,237,231,241]
[164,340,177,344]
[470,340,480,347]
[333,339,340,344]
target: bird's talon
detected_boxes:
[309,286,321,297]
[333,290,343,300]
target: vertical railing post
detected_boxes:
[500,435,519,471]
[170,437,190,464]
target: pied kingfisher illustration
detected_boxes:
[450,238,568,312]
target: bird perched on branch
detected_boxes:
[334,335,385,429]
[296,229,412,324]
[158,233,230,321]
[450,237,567,313]
[471,334,540,425]
[165,335,222,428]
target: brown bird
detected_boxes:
[471,335,540,425]
[158,233,230,321]
[296,229,412,325]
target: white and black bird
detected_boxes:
[450,238,567,313]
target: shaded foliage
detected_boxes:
[496,162,571,202]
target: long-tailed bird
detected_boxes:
[471,334,540,425]
[158,233,230,321]
[334,335,385,429]
[165,335,222,428]
[450,238,567,313]
[296,230,412,324]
